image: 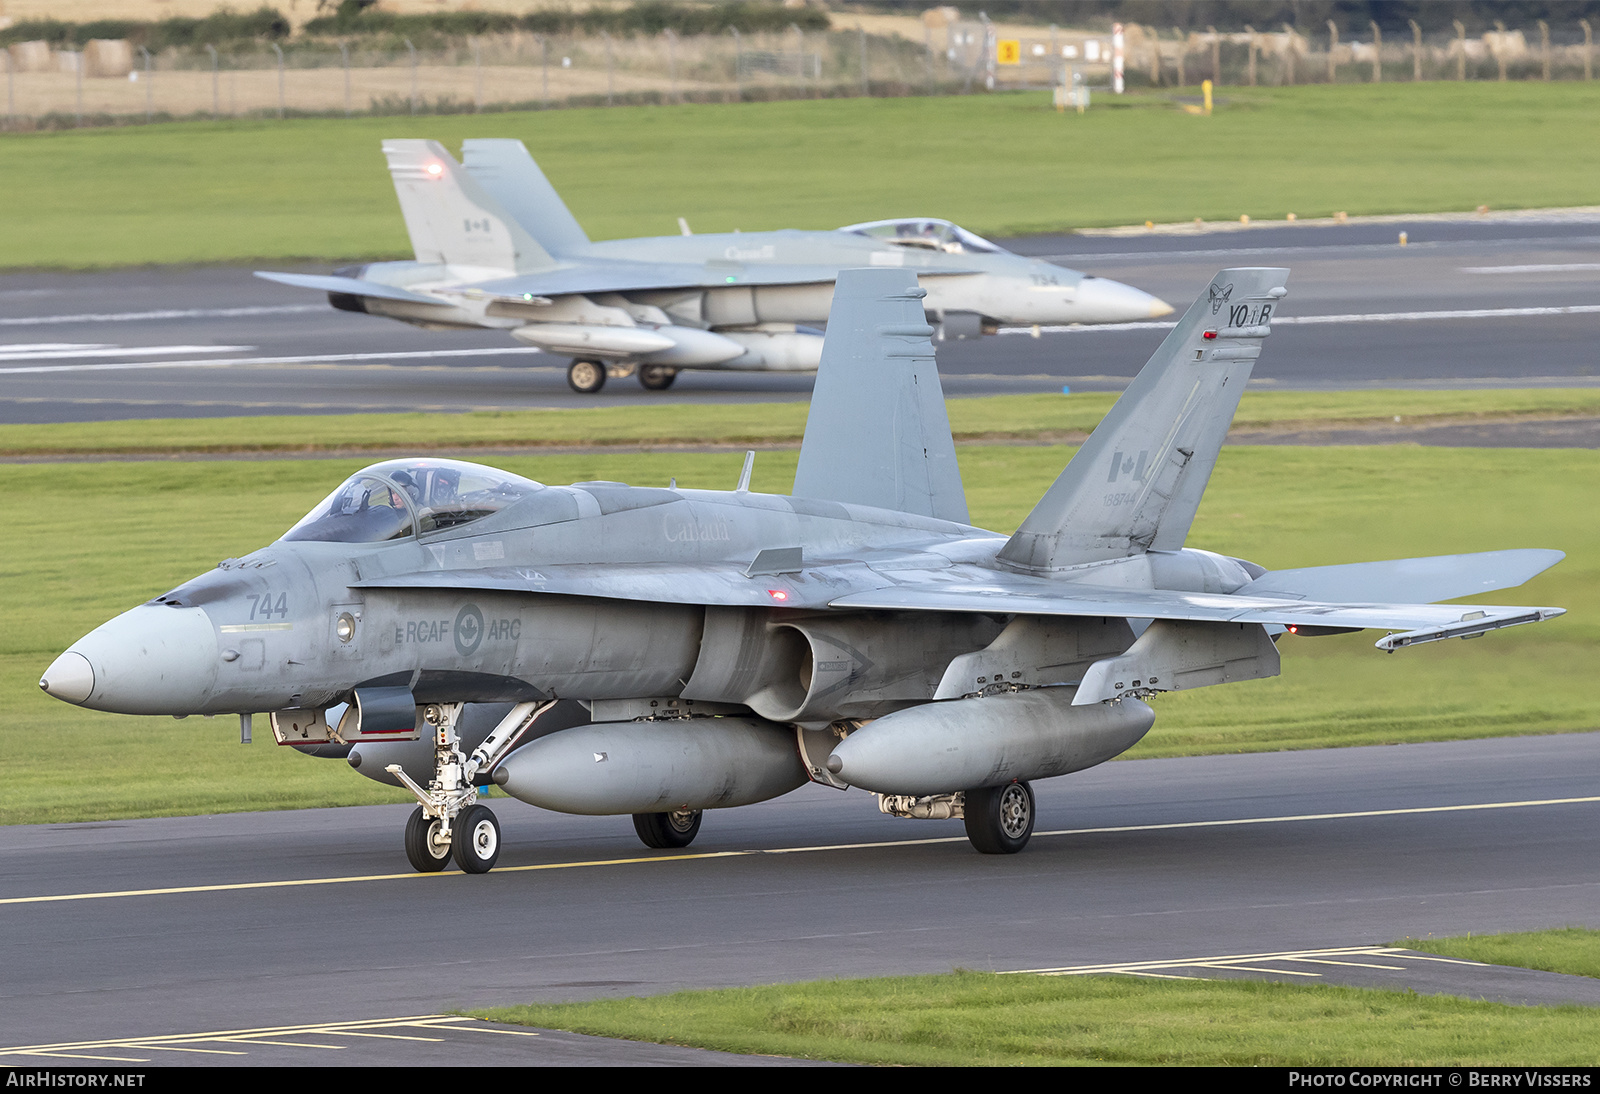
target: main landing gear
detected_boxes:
[876,779,1037,854]
[567,359,606,394]
[632,808,702,848]
[567,360,681,394]
[388,700,556,874]
[637,365,679,391]
[963,780,1035,855]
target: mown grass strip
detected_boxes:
[2,83,1599,268]
[5,389,1600,458]
[1403,928,1600,982]
[474,962,1600,1066]
[1,445,1591,824]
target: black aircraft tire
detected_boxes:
[963,781,1035,855]
[638,365,679,391]
[567,359,607,394]
[404,806,452,873]
[632,809,702,849]
[452,803,502,874]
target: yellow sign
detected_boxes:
[997,39,1021,65]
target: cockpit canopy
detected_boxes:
[839,218,1007,255]
[282,458,543,543]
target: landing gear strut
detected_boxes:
[567,359,606,394]
[632,809,702,848]
[963,780,1035,854]
[386,700,555,873]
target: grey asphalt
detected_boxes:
[1,731,1596,1064]
[2,216,1598,424]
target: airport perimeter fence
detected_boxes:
[1,19,1595,129]
[0,28,985,128]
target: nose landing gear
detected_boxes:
[387,700,556,874]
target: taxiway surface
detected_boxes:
[3,216,1598,424]
[2,732,1597,1063]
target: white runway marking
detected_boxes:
[1,794,1595,908]
[1006,303,1600,336]
[0,304,324,326]
[1009,946,1486,981]
[0,345,545,375]
[1463,263,1600,274]
[0,343,252,362]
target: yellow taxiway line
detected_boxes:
[2,794,1596,909]
[0,1015,536,1061]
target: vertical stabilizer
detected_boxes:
[792,268,969,524]
[999,267,1289,570]
[461,139,592,256]
[381,139,556,273]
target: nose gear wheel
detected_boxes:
[453,803,501,873]
[403,805,451,872]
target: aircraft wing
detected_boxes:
[829,582,1563,650]
[259,260,984,306]
[465,260,929,298]
[1237,549,1564,603]
[352,560,1563,650]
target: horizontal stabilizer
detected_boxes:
[1001,267,1289,570]
[253,271,447,306]
[792,268,969,524]
[1241,549,1565,604]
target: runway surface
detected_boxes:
[3,214,1599,424]
[2,731,1597,1063]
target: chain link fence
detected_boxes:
[2,20,1595,128]
[1,29,987,127]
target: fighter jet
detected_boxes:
[42,267,1564,872]
[255,139,1172,393]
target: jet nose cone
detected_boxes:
[39,651,95,704]
[50,604,220,715]
[1077,277,1173,324]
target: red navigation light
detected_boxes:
[767,589,789,602]
[1202,330,1217,340]
[425,162,444,178]
[1287,624,1299,634]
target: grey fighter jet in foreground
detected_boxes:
[43,268,1564,872]
[256,139,1172,393]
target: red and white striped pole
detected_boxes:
[1112,23,1126,93]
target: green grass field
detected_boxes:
[3,443,1590,824]
[4,388,1600,457]
[1407,928,1600,981]
[2,82,1598,268]
[474,929,1600,1065]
